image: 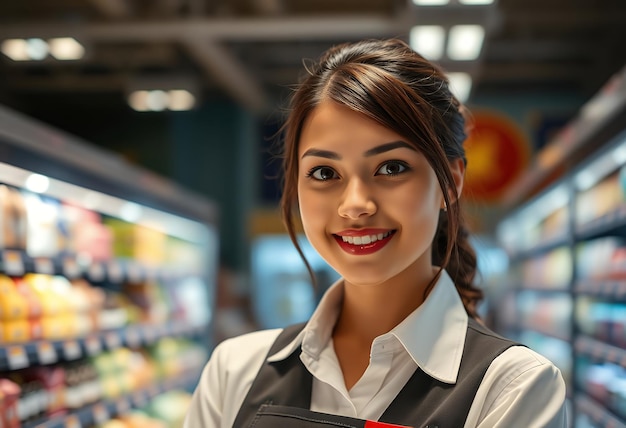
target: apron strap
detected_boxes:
[380,318,518,427]
[233,322,310,428]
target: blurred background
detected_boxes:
[0,0,625,427]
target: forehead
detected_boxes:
[298,100,409,155]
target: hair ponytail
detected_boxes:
[432,209,483,318]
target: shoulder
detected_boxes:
[488,345,563,384]
[211,328,284,372]
[468,345,568,427]
[184,328,285,428]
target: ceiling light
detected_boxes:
[1,39,30,61]
[447,72,472,102]
[26,38,49,61]
[128,91,150,112]
[120,202,142,223]
[25,174,50,193]
[168,90,196,111]
[447,25,485,60]
[459,0,494,4]
[410,26,445,61]
[49,37,85,60]
[412,0,449,4]
[146,90,169,112]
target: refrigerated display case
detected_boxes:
[496,67,626,427]
[0,104,218,427]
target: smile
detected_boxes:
[333,230,396,255]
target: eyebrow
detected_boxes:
[301,140,416,160]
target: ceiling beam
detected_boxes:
[0,15,403,42]
[87,0,133,19]
[182,38,269,113]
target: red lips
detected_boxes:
[333,229,395,255]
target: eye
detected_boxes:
[308,166,338,181]
[376,161,409,176]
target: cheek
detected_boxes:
[297,185,326,234]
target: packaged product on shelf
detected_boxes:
[147,390,193,428]
[0,274,28,322]
[122,280,170,325]
[576,237,626,280]
[0,184,27,251]
[62,359,102,411]
[22,192,61,258]
[0,274,43,344]
[71,278,105,331]
[103,217,166,263]
[0,377,21,428]
[133,225,166,267]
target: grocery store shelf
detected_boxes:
[22,366,203,428]
[516,283,571,292]
[575,204,626,241]
[575,335,626,367]
[0,104,217,224]
[575,279,626,300]
[576,393,626,428]
[509,323,572,343]
[509,236,571,262]
[0,249,198,283]
[0,321,208,371]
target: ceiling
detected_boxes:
[0,0,625,118]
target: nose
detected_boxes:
[337,178,377,219]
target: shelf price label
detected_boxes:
[88,263,105,282]
[63,257,81,279]
[85,336,102,356]
[93,403,109,424]
[7,346,28,370]
[63,340,81,360]
[65,414,82,428]
[107,261,124,283]
[105,332,121,350]
[2,250,24,276]
[125,327,141,348]
[126,263,143,283]
[133,390,147,408]
[34,257,55,275]
[37,341,58,365]
[116,398,130,415]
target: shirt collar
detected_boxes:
[267,270,468,384]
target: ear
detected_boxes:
[448,157,465,203]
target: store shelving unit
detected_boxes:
[0,105,218,427]
[496,67,626,427]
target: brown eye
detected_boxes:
[376,161,408,176]
[310,167,337,181]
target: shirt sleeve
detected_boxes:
[183,340,228,428]
[183,329,283,428]
[470,346,568,428]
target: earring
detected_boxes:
[442,202,447,212]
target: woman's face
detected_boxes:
[297,100,461,287]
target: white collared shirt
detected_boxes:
[184,271,568,428]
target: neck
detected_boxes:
[333,266,440,345]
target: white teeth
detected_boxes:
[340,231,392,245]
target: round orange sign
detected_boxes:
[463,110,531,203]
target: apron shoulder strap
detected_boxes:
[380,317,519,427]
[232,322,310,428]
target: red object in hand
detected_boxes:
[365,421,413,428]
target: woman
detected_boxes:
[184,38,567,427]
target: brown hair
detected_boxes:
[279,38,482,318]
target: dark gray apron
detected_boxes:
[233,318,517,428]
